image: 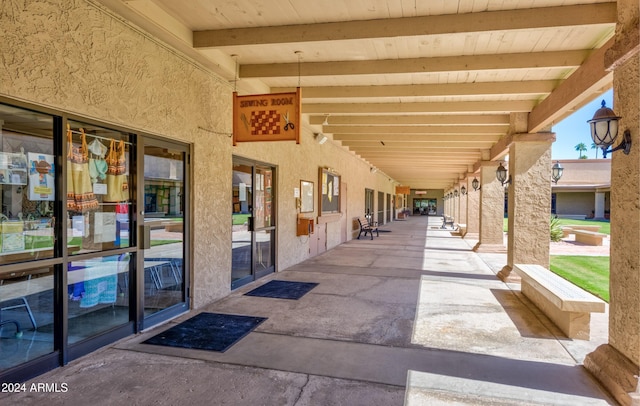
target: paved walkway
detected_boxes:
[2,216,615,405]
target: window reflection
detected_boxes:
[66,121,131,255]
[0,265,55,371]
[67,254,130,343]
[0,104,55,265]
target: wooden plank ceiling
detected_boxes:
[97,0,616,189]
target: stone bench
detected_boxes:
[514,264,605,339]
[561,225,602,237]
[574,230,606,246]
[570,225,602,232]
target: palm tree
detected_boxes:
[575,142,587,159]
[591,142,599,159]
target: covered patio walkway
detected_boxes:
[3,216,614,405]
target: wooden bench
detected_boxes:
[514,264,605,339]
[441,215,455,229]
[574,230,607,246]
[357,217,379,240]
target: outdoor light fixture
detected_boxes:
[588,100,631,158]
[496,162,511,186]
[551,161,564,184]
[472,177,480,191]
[461,186,467,195]
[315,133,328,144]
[370,167,377,173]
[454,189,459,197]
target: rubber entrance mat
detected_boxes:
[244,280,318,300]
[143,312,266,352]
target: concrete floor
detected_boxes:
[1,216,616,405]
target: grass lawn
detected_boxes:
[233,213,250,225]
[549,255,610,302]
[503,218,610,234]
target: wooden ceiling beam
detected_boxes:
[240,50,586,78]
[344,141,495,148]
[193,3,615,48]
[529,38,614,132]
[334,133,500,142]
[309,114,510,126]
[303,100,535,114]
[275,80,556,98]
[322,125,508,136]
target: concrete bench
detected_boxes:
[561,225,602,237]
[574,230,606,246]
[163,222,183,232]
[514,264,605,339]
[570,225,602,232]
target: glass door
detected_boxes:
[141,139,188,325]
[232,159,275,289]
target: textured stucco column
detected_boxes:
[473,162,505,252]
[594,191,606,219]
[465,176,480,239]
[584,1,640,404]
[458,180,468,225]
[497,135,554,282]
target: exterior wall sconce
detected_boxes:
[551,161,564,184]
[315,133,328,144]
[472,177,481,191]
[461,186,467,195]
[496,162,511,186]
[588,100,631,158]
[454,189,459,197]
[370,167,377,173]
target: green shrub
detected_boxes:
[550,216,563,242]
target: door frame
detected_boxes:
[231,156,277,290]
[138,135,191,329]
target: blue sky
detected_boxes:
[551,88,613,160]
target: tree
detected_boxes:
[575,142,588,159]
[591,142,599,159]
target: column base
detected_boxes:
[583,344,640,406]
[472,243,507,253]
[497,265,521,283]
[463,232,479,240]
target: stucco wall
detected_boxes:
[0,0,393,308]
[555,192,595,217]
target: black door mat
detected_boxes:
[244,280,318,300]
[143,312,267,352]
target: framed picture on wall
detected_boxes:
[319,167,340,214]
[300,180,314,213]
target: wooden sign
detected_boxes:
[233,88,301,145]
[395,186,410,195]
